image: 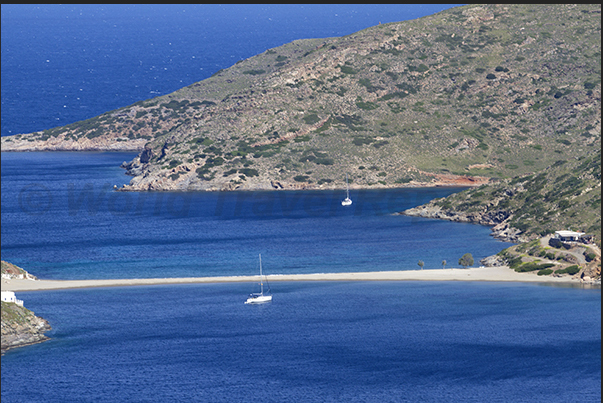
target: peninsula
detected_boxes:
[2,4,599,194]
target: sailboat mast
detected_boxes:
[346,173,350,198]
[259,253,263,295]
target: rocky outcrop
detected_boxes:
[398,203,527,243]
[1,260,38,280]
[1,261,51,353]
[1,136,145,152]
[1,302,51,353]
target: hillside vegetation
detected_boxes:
[2,4,600,194]
[402,150,601,245]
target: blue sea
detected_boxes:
[1,5,600,403]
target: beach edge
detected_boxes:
[2,266,584,292]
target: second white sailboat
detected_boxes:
[245,254,272,304]
[342,173,352,206]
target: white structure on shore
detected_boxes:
[1,291,24,306]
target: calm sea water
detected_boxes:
[1,4,461,137]
[1,282,600,403]
[1,151,507,279]
[1,154,601,403]
[1,5,600,402]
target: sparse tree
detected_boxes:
[459,253,474,269]
[418,260,424,270]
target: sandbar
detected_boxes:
[2,266,581,292]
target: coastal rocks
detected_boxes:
[1,302,52,354]
[1,135,146,152]
[1,261,38,281]
[490,222,525,243]
[1,261,52,353]
[399,204,527,243]
[120,159,144,177]
[139,146,155,163]
[480,254,506,267]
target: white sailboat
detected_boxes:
[341,173,352,206]
[245,254,272,304]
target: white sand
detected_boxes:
[1,266,580,292]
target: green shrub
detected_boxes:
[293,175,309,182]
[303,113,321,125]
[356,101,379,110]
[339,65,357,75]
[555,265,580,275]
[294,135,311,143]
[242,69,266,75]
[506,256,523,269]
[239,168,259,177]
[537,269,554,276]
[515,262,555,273]
[315,157,334,165]
[584,82,596,90]
[416,64,429,73]
[352,136,373,146]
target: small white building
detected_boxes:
[554,230,585,242]
[1,291,24,306]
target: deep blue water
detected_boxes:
[1,4,461,137]
[1,151,506,279]
[1,282,600,403]
[1,5,600,402]
[1,152,601,403]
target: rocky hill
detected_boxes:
[1,302,51,354]
[400,149,601,244]
[2,4,600,193]
[1,261,51,353]
[2,260,39,280]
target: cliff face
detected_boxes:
[2,4,600,193]
[1,302,51,353]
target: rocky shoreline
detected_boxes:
[397,203,526,243]
[1,136,146,152]
[1,302,52,354]
[1,261,52,354]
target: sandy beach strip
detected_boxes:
[1,266,581,292]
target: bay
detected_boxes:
[1,152,507,280]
